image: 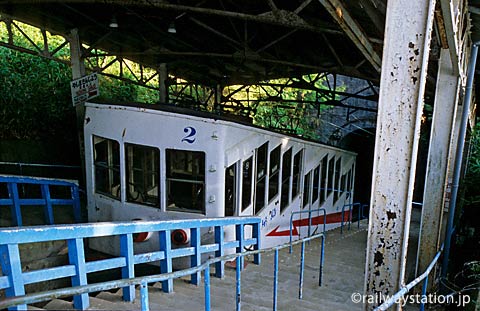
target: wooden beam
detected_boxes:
[317,0,382,72]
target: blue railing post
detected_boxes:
[236,224,245,271]
[420,275,428,311]
[252,223,261,265]
[319,235,325,286]
[191,227,201,285]
[236,254,242,311]
[71,185,81,223]
[159,230,173,293]
[299,241,305,299]
[140,282,149,311]
[120,234,135,302]
[67,238,89,310]
[307,209,312,238]
[214,226,225,278]
[7,183,22,226]
[289,213,294,253]
[273,248,279,311]
[0,244,26,311]
[340,204,353,234]
[204,264,211,311]
[41,184,54,224]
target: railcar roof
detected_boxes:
[86,100,357,155]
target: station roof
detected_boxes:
[0,0,386,86]
[0,1,479,89]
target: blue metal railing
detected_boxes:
[0,175,81,226]
[340,203,355,233]
[0,217,261,310]
[289,208,326,253]
[374,244,443,311]
[0,231,324,311]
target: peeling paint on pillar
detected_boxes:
[364,0,436,309]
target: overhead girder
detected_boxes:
[0,0,386,86]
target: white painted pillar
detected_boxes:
[364,1,436,309]
[70,28,87,187]
[416,49,459,278]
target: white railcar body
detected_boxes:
[84,102,356,261]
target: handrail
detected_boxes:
[289,208,326,253]
[0,175,81,226]
[0,217,261,310]
[358,203,369,228]
[341,203,360,233]
[0,232,326,311]
[374,244,444,311]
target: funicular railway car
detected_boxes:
[84,101,356,265]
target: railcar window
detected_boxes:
[333,157,342,203]
[320,156,328,204]
[225,163,236,217]
[312,165,320,203]
[327,157,334,197]
[93,136,120,199]
[268,145,281,202]
[347,164,354,196]
[166,149,205,214]
[340,174,346,196]
[125,143,159,207]
[254,142,268,214]
[280,148,292,213]
[242,157,253,212]
[292,150,303,199]
[303,171,311,208]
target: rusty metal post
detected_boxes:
[158,63,168,104]
[441,42,479,279]
[69,28,86,187]
[416,49,459,280]
[364,1,436,309]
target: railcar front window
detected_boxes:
[242,157,253,212]
[254,142,268,214]
[125,143,160,207]
[166,149,205,214]
[268,145,281,202]
[292,150,303,199]
[280,148,292,213]
[93,136,120,199]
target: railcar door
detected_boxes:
[224,162,238,217]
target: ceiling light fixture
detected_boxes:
[168,22,176,34]
[109,16,118,28]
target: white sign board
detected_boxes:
[70,73,99,106]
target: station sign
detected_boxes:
[70,73,99,106]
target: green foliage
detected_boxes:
[0,21,159,141]
[226,76,343,141]
[465,123,480,205]
[0,49,74,140]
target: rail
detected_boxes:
[289,208,326,253]
[0,217,261,310]
[374,244,444,311]
[0,231,324,311]
[0,175,81,226]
